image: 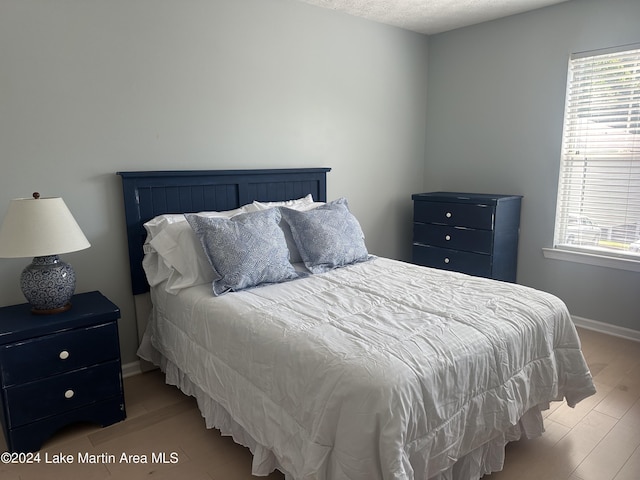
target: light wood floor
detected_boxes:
[1,327,639,480]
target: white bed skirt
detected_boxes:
[139,333,546,480]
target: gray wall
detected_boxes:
[424,0,640,332]
[0,0,428,363]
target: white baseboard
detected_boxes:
[121,360,143,378]
[572,315,640,342]
[121,359,158,378]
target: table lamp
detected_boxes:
[0,193,91,314]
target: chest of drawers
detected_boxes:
[412,192,522,282]
[0,291,126,452]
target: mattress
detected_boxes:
[138,257,595,480]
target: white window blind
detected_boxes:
[554,45,640,260]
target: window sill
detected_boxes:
[542,247,640,273]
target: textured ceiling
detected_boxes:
[297,0,569,35]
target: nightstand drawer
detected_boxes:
[414,201,495,230]
[4,360,123,428]
[413,223,493,253]
[412,244,492,277]
[0,322,119,386]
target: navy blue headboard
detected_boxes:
[118,168,331,295]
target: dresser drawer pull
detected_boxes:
[64,389,75,399]
[445,212,452,218]
[59,350,70,360]
[445,235,451,241]
[444,258,450,264]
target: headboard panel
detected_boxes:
[118,168,331,295]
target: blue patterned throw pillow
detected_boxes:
[186,208,298,296]
[280,198,370,274]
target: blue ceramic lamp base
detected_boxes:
[20,255,76,314]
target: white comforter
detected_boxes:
[138,257,595,480]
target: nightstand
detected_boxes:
[0,291,126,452]
[412,192,522,282]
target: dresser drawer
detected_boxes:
[412,244,492,277]
[414,201,495,230]
[4,360,123,428]
[413,223,493,254]
[0,322,119,386]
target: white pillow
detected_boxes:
[142,204,259,293]
[143,205,253,241]
[141,243,175,288]
[252,194,314,209]
[147,222,216,293]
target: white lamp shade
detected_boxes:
[0,196,91,258]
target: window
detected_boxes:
[553,44,640,263]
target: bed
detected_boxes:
[118,168,596,480]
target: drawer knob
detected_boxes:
[446,212,452,218]
[445,235,451,241]
[444,258,450,264]
[64,389,75,399]
[59,350,70,360]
